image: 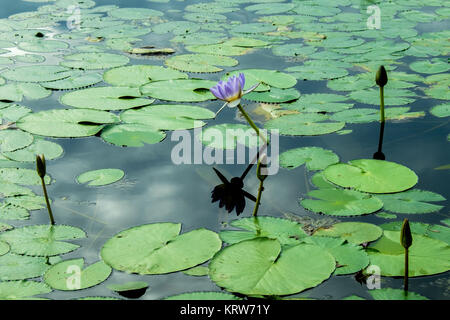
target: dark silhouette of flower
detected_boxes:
[211,167,256,216]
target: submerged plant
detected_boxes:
[36,154,55,225]
[376,65,388,123]
[400,218,413,294]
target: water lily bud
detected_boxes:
[36,154,46,178]
[257,154,268,182]
[376,65,388,87]
[400,218,413,249]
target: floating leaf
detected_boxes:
[0,253,49,281]
[367,230,450,277]
[314,222,383,245]
[0,225,86,257]
[165,54,238,73]
[108,7,163,20]
[101,223,222,275]
[381,221,450,245]
[103,65,187,87]
[16,109,119,138]
[121,104,214,130]
[0,130,34,153]
[223,69,297,92]
[264,113,345,136]
[41,73,103,90]
[60,86,153,111]
[101,124,165,147]
[368,288,428,300]
[182,266,209,277]
[0,168,50,185]
[1,65,74,83]
[77,169,124,186]
[0,280,51,299]
[0,204,30,221]
[219,216,307,246]
[244,87,300,103]
[430,103,450,118]
[140,79,216,102]
[60,53,129,70]
[0,241,9,256]
[0,104,31,122]
[18,39,68,53]
[0,83,51,101]
[409,58,449,74]
[322,159,418,194]
[209,238,335,296]
[200,123,265,150]
[2,139,63,162]
[349,88,416,106]
[279,147,339,171]
[376,189,445,214]
[44,258,111,291]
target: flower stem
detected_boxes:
[404,247,409,294]
[237,104,268,146]
[380,86,385,123]
[41,177,55,225]
[252,180,264,217]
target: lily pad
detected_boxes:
[0,224,86,257]
[0,204,30,220]
[0,241,9,256]
[77,169,124,186]
[2,139,63,162]
[367,230,450,277]
[0,130,34,153]
[430,103,450,118]
[0,253,49,280]
[223,69,297,92]
[219,216,308,246]
[101,124,166,147]
[322,159,418,194]
[376,189,445,214]
[0,168,50,185]
[44,258,112,291]
[16,109,119,138]
[41,73,103,90]
[108,7,163,20]
[410,58,449,74]
[182,266,209,277]
[314,222,383,245]
[368,288,428,300]
[103,65,187,87]
[244,88,300,103]
[381,221,450,245]
[279,147,339,171]
[264,113,345,136]
[18,39,68,53]
[200,123,266,150]
[60,53,129,70]
[140,79,216,102]
[209,238,335,296]
[101,223,222,275]
[121,104,214,130]
[0,83,51,102]
[60,86,154,111]
[1,65,74,83]
[0,280,51,299]
[165,54,238,73]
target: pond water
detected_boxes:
[0,0,448,301]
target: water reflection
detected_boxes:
[373,121,386,160]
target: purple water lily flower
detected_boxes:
[210,73,259,116]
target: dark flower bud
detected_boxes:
[376,65,388,87]
[36,154,46,178]
[400,218,413,249]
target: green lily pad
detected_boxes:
[376,189,445,214]
[0,224,86,257]
[410,58,449,74]
[165,54,238,73]
[244,87,300,103]
[44,258,112,291]
[322,159,418,194]
[430,103,450,118]
[121,104,214,130]
[330,107,424,123]
[381,221,450,245]
[264,113,345,136]
[0,130,34,153]
[367,230,450,277]
[303,236,369,275]
[301,189,383,217]
[41,73,103,90]
[101,124,166,147]
[1,65,74,83]
[16,109,119,138]
[0,280,51,299]
[107,281,149,292]
[0,82,52,102]
[2,139,63,162]
[4,195,46,211]
[60,53,130,70]
[18,39,68,53]
[108,7,163,20]
[279,147,339,171]
[77,168,124,186]
[368,288,428,300]
[0,253,49,280]
[209,238,335,296]
[103,65,187,87]
[0,167,50,185]
[0,204,30,221]
[0,104,32,122]
[60,86,154,111]
[314,222,383,245]
[153,21,200,35]
[223,69,297,92]
[0,241,9,256]
[164,291,242,300]
[376,212,397,219]
[140,79,216,102]
[285,63,348,81]
[349,88,416,106]
[219,216,308,246]
[101,223,222,275]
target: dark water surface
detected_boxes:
[0,0,448,300]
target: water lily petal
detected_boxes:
[238,73,245,90]
[210,86,223,100]
[227,99,241,108]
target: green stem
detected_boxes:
[237,104,268,146]
[404,248,409,294]
[380,86,385,123]
[41,177,55,225]
[252,180,264,217]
